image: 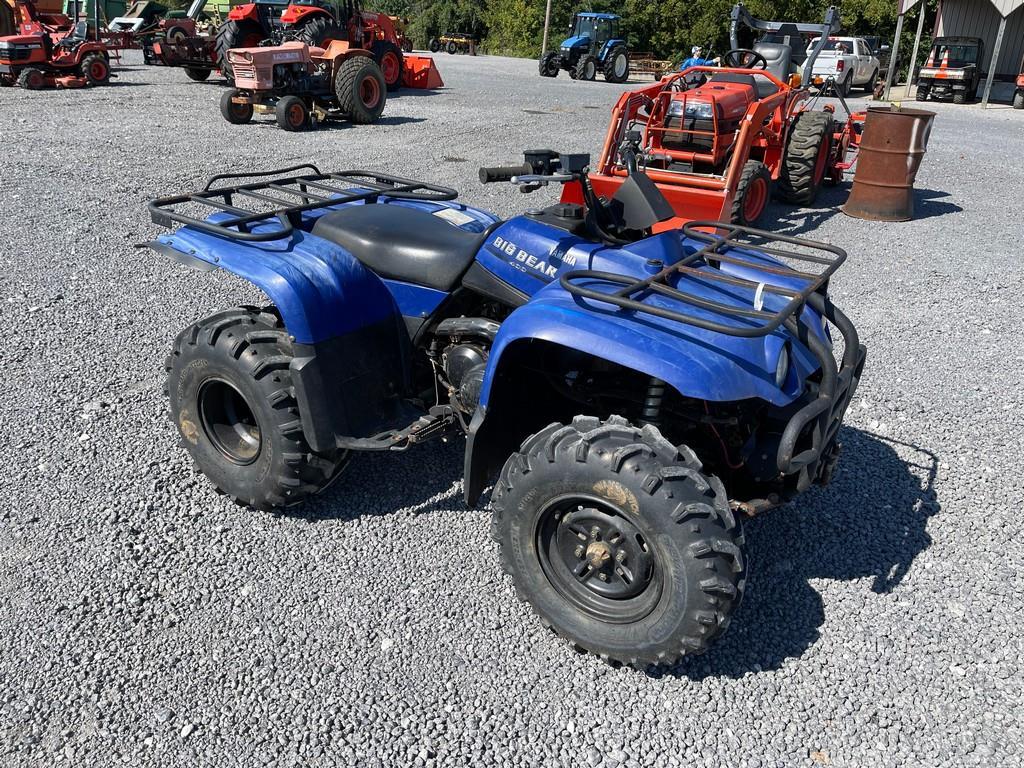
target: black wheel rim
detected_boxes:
[198,378,261,465]
[536,493,663,623]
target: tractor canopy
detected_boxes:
[562,11,622,50]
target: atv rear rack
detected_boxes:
[560,221,846,338]
[148,165,459,242]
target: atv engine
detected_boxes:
[433,318,500,415]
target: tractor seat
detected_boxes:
[312,204,487,292]
[752,42,794,83]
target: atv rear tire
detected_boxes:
[294,16,345,48]
[777,110,832,205]
[185,67,212,82]
[539,51,559,77]
[1014,90,1024,109]
[220,88,253,124]
[491,415,746,668]
[16,67,44,90]
[81,53,110,86]
[335,56,386,124]
[166,307,347,511]
[275,94,309,131]
[603,44,630,83]
[731,160,771,227]
[371,40,404,91]
[215,19,264,82]
[575,55,597,81]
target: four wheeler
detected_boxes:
[220,39,385,130]
[539,11,629,83]
[0,16,111,88]
[568,4,863,229]
[428,31,476,56]
[145,142,865,668]
[915,36,984,104]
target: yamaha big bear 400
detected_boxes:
[147,141,865,667]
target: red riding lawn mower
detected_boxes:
[0,2,111,88]
[567,3,864,229]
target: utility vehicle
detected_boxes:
[220,39,385,130]
[916,36,983,104]
[146,143,865,667]
[572,3,864,229]
[0,15,110,88]
[539,11,629,82]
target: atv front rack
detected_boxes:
[561,221,845,338]
[148,165,459,242]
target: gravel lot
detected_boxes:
[1,50,1022,767]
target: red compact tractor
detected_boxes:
[0,3,111,88]
[568,4,863,229]
[220,39,386,130]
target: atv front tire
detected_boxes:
[335,56,386,123]
[915,85,929,101]
[166,307,347,511]
[603,44,630,83]
[491,415,746,668]
[777,110,832,205]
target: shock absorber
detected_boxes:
[640,377,666,427]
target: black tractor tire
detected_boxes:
[185,66,212,82]
[220,88,253,124]
[275,94,309,131]
[603,44,630,83]
[166,307,348,511]
[294,16,345,48]
[539,51,559,77]
[215,19,264,82]
[731,160,771,227]
[575,54,597,81]
[16,67,45,89]
[428,37,440,53]
[446,40,457,54]
[370,40,403,91]
[777,110,832,205]
[491,415,746,668]
[81,53,110,86]
[335,56,386,124]
[915,85,929,101]
[862,68,878,93]
[1013,90,1024,110]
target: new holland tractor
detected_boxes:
[539,11,629,83]
[145,139,865,668]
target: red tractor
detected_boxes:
[568,3,863,229]
[0,4,111,88]
[215,0,406,91]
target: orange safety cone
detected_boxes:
[401,55,444,89]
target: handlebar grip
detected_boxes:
[478,163,534,184]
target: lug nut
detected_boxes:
[598,573,608,581]
[615,550,626,562]
[590,526,600,540]
[574,545,584,558]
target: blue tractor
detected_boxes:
[146,140,865,668]
[539,11,630,82]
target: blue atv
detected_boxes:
[147,140,865,667]
[539,11,630,82]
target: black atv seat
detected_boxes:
[312,204,487,292]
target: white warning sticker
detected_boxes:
[433,207,477,227]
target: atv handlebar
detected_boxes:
[479,164,534,184]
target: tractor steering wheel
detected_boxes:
[723,48,768,70]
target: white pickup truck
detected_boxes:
[808,36,881,96]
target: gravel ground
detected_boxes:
[1,51,1022,768]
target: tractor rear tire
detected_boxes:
[1013,90,1024,109]
[220,88,253,124]
[294,16,345,48]
[335,56,386,124]
[539,51,559,77]
[603,44,630,83]
[275,94,309,131]
[166,306,348,511]
[215,19,264,82]
[371,40,404,91]
[731,160,771,227]
[575,55,597,81]
[491,415,746,668]
[16,67,45,90]
[185,67,211,81]
[777,110,832,206]
[81,54,110,86]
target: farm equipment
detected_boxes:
[219,39,385,129]
[915,36,984,104]
[568,3,864,228]
[539,11,629,82]
[629,51,672,81]
[146,141,865,667]
[146,0,231,80]
[388,14,410,52]
[428,31,475,55]
[107,0,168,34]
[0,8,111,88]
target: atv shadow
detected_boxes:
[652,427,941,681]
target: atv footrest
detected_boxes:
[336,406,458,452]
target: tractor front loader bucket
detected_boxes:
[402,55,443,89]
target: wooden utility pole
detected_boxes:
[541,0,553,56]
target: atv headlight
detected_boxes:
[775,344,790,389]
[667,100,715,120]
